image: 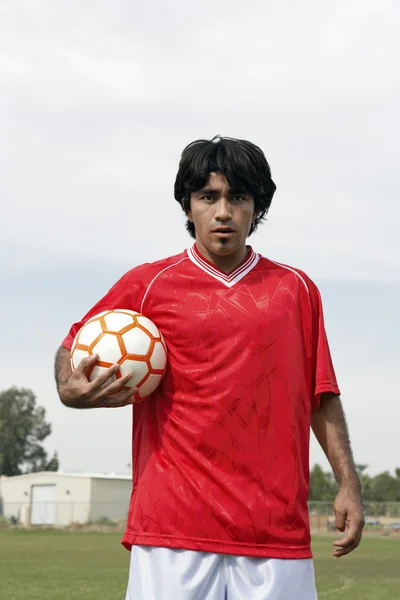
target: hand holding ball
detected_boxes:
[71,310,167,401]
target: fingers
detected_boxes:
[75,353,99,375]
[65,355,138,408]
[86,363,125,391]
[332,491,365,558]
[95,386,139,408]
[333,519,364,558]
[89,372,135,407]
[101,372,133,395]
[334,508,346,532]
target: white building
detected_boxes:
[0,472,132,527]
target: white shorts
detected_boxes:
[125,545,318,600]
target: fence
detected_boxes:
[1,500,400,530]
[308,501,400,534]
[0,500,129,527]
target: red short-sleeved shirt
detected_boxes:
[62,245,340,559]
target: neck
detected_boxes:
[194,242,249,274]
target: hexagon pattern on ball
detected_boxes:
[118,359,149,388]
[136,316,160,338]
[75,319,103,347]
[92,333,123,365]
[122,327,151,356]
[150,341,168,371]
[70,309,167,400]
[103,310,136,332]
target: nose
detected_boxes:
[214,198,232,221]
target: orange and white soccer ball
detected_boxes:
[70,310,167,400]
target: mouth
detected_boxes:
[211,228,235,237]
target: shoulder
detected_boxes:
[119,250,189,286]
[257,255,319,297]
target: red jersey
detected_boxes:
[62,245,340,559]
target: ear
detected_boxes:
[252,208,261,222]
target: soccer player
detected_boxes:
[54,136,364,599]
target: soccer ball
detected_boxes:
[70,309,167,400]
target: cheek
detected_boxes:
[238,209,255,227]
[191,207,211,228]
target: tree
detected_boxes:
[355,464,374,501]
[309,464,338,501]
[309,463,400,504]
[371,471,400,502]
[0,387,59,476]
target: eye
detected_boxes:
[201,195,215,202]
[232,195,246,202]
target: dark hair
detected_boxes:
[174,135,277,238]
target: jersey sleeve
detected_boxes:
[61,267,147,351]
[308,280,341,411]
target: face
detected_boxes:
[187,172,258,261]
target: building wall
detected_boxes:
[89,478,132,522]
[0,473,91,526]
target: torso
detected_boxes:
[64,246,338,558]
[124,248,316,557]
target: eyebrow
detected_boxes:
[196,187,250,195]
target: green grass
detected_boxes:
[0,530,399,599]
[0,530,130,600]
[313,535,400,599]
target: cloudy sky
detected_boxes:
[1,0,399,478]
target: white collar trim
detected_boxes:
[187,245,259,288]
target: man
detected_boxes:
[55,136,364,599]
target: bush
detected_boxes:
[0,515,10,530]
[93,516,118,527]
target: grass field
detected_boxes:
[0,530,399,599]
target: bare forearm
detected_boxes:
[311,394,360,489]
[54,346,73,393]
[54,346,134,409]
[312,394,365,556]
[54,346,88,409]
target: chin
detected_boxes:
[209,238,242,255]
